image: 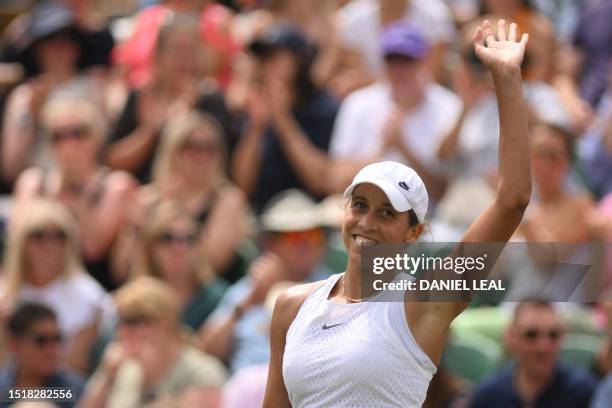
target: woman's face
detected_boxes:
[342,183,413,266]
[116,314,166,351]
[259,50,298,86]
[152,217,198,282]
[48,112,99,171]
[175,126,219,182]
[530,126,570,192]
[24,224,67,285]
[157,30,200,80]
[34,32,80,74]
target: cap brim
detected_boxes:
[343,179,412,213]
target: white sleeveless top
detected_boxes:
[283,273,437,408]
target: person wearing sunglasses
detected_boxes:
[0,303,85,408]
[13,94,137,291]
[200,189,333,375]
[0,199,114,375]
[131,200,228,331]
[115,110,248,284]
[469,299,596,407]
[79,276,226,408]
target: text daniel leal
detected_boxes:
[373,279,506,291]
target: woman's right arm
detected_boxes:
[264,282,320,408]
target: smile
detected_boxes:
[352,234,379,247]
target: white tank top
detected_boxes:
[283,273,437,408]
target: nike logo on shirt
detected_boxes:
[322,323,344,330]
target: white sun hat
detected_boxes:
[260,189,323,232]
[343,161,429,223]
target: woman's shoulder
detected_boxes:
[274,281,327,321]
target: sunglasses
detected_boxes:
[28,228,67,242]
[50,125,90,144]
[118,315,154,327]
[181,139,217,154]
[157,231,197,245]
[521,328,563,342]
[276,229,325,246]
[28,332,63,347]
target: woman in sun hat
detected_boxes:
[264,19,531,407]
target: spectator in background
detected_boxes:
[433,18,570,240]
[79,276,226,408]
[332,0,456,96]
[519,122,597,243]
[106,13,238,183]
[0,199,114,374]
[232,24,339,214]
[13,95,137,290]
[0,303,85,408]
[273,22,460,201]
[114,0,239,89]
[469,299,596,408]
[132,200,228,331]
[132,111,248,282]
[239,0,341,88]
[479,0,557,83]
[200,189,332,373]
[1,1,107,185]
[581,103,612,199]
[555,0,612,130]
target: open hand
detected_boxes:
[474,19,529,74]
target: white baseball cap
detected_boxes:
[343,161,429,223]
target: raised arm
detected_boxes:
[407,20,531,364]
[461,20,531,245]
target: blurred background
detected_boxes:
[0,0,611,407]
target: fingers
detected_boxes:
[508,22,518,42]
[482,20,495,47]
[473,26,485,52]
[520,33,529,47]
[497,20,507,42]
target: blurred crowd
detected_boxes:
[0,0,611,407]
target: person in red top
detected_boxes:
[114,0,240,88]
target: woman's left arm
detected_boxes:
[423,20,531,327]
[461,20,531,245]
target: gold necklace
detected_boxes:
[342,274,377,302]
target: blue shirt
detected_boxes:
[592,372,612,408]
[208,266,333,373]
[469,364,597,408]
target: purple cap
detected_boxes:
[380,22,429,59]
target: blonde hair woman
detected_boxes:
[14,94,137,290]
[79,276,227,408]
[0,199,114,374]
[127,110,247,282]
[134,200,228,330]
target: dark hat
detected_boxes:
[249,24,315,60]
[12,1,86,76]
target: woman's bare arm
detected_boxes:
[408,20,531,362]
[264,282,321,408]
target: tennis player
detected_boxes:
[264,19,530,407]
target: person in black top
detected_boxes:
[106,12,239,184]
[232,24,340,214]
